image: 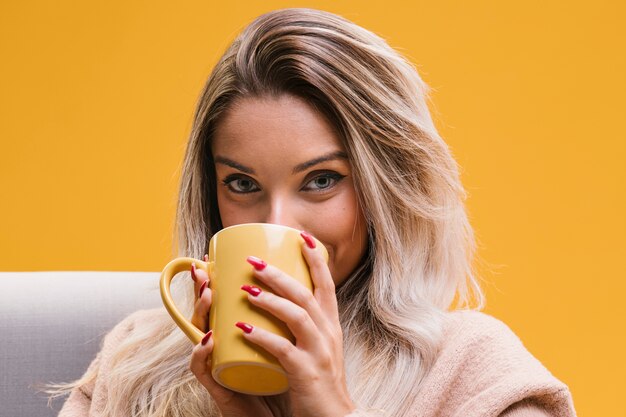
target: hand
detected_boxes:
[188,257,275,417]
[238,232,355,417]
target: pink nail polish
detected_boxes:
[246,256,267,271]
[198,280,207,298]
[201,330,212,346]
[203,254,209,262]
[241,284,262,297]
[191,263,198,282]
[235,321,254,334]
[300,231,316,249]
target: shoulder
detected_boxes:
[442,310,527,354]
[415,310,576,417]
[106,308,165,335]
[437,310,541,379]
[91,308,172,390]
[113,308,167,329]
[436,310,552,388]
[100,308,168,353]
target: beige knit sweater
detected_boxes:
[59,309,576,417]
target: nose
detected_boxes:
[262,195,302,231]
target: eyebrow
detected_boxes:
[214,156,255,174]
[292,151,348,174]
[214,151,348,175]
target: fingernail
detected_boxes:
[235,321,254,334]
[246,256,267,271]
[201,330,212,346]
[198,280,207,298]
[300,231,316,249]
[203,254,208,262]
[191,263,198,282]
[241,284,262,297]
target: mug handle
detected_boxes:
[160,257,212,345]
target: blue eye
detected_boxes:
[223,176,260,193]
[302,172,345,191]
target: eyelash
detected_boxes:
[221,172,346,194]
[221,174,259,194]
[302,172,346,192]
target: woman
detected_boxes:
[57,8,575,417]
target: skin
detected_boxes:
[189,94,369,417]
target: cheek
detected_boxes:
[308,195,358,240]
[312,193,367,284]
[216,191,250,227]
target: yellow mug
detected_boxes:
[160,223,328,395]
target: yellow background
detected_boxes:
[1,1,624,414]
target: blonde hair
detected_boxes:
[53,8,482,416]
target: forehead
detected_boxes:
[211,94,345,156]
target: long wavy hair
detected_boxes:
[53,8,483,417]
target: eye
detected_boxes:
[302,172,346,192]
[222,175,260,194]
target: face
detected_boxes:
[211,94,368,286]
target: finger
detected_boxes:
[190,257,211,330]
[191,279,212,331]
[235,323,311,376]
[189,331,213,388]
[299,233,339,318]
[190,332,236,400]
[241,286,322,350]
[191,259,210,298]
[248,259,327,330]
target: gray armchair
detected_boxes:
[0,271,162,416]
